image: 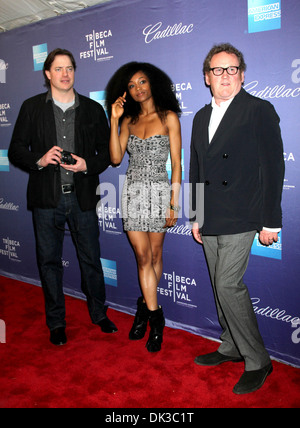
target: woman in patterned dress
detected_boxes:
[106,62,182,352]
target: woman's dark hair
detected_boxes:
[202,43,247,75]
[105,62,181,124]
[43,48,77,88]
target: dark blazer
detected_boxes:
[8,92,110,211]
[190,88,285,235]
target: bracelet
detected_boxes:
[170,204,180,212]
[36,158,44,170]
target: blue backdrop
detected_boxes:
[0,0,299,367]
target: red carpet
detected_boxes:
[0,275,299,409]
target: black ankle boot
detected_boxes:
[129,297,149,340]
[146,306,165,353]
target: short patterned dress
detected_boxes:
[122,134,171,233]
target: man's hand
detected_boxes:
[38,146,63,168]
[192,222,203,244]
[61,154,87,173]
[259,230,279,246]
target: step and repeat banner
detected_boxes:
[0,0,299,366]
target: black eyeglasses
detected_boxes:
[210,66,240,76]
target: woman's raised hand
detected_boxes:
[111,92,127,120]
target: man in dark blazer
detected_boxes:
[190,43,284,394]
[9,48,117,346]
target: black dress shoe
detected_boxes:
[194,351,244,366]
[98,317,118,333]
[233,363,273,394]
[50,327,67,346]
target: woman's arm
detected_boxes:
[165,111,182,227]
[109,92,130,165]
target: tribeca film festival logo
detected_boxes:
[97,203,122,235]
[143,22,194,44]
[0,237,21,262]
[0,319,6,344]
[80,29,113,62]
[0,103,11,127]
[172,82,194,118]
[159,271,198,309]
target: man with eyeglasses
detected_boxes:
[9,48,118,346]
[190,43,284,394]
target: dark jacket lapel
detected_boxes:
[207,88,247,153]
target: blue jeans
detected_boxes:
[33,192,107,331]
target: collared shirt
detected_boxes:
[208,97,234,143]
[46,90,80,185]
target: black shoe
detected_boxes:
[146,306,165,353]
[233,363,273,394]
[129,297,149,340]
[50,327,67,346]
[98,317,118,333]
[194,351,244,366]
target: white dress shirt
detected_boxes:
[209,97,233,143]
